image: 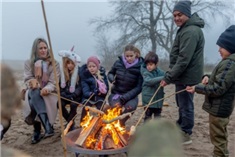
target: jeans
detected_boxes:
[175,84,194,135]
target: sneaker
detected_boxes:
[181,132,192,145]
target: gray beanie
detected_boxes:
[173,0,192,18]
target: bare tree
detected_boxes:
[95,35,124,70]
[90,0,233,58]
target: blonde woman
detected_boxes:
[23,37,60,144]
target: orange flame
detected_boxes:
[80,106,128,149]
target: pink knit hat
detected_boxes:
[87,56,100,69]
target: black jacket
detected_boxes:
[108,56,143,102]
[60,67,82,103]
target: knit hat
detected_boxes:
[216,25,235,54]
[87,56,100,69]
[173,0,192,18]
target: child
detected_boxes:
[108,44,143,126]
[186,25,235,157]
[80,56,109,123]
[58,49,82,130]
[141,51,165,121]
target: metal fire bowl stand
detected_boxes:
[64,128,129,157]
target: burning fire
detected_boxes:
[80,106,128,150]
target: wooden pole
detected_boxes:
[135,85,162,127]
[40,1,67,156]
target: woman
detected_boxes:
[23,37,60,144]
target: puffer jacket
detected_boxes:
[80,64,109,103]
[141,63,165,108]
[195,54,235,118]
[108,56,143,102]
[164,13,205,85]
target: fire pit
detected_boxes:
[64,106,130,156]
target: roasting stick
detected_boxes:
[50,93,83,106]
[41,1,67,156]
[129,88,187,135]
[100,77,116,111]
[128,85,162,135]
[63,93,94,135]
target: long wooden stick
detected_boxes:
[100,77,116,111]
[135,85,162,127]
[50,92,82,106]
[63,93,94,135]
[41,1,67,156]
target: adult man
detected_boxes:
[161,0,205,145]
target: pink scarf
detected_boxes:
[34,60,50,88]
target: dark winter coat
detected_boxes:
[80,64,109,103]
[108,56,143,103]
[164,13,205,85]
[60,67,82,103]
[141,64,165,108]
[195,54,235,118]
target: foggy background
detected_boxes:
[1,0,235,65]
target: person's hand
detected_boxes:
[202,76,209,85]
[186,86,195,93]
[29,79,39,89]
[40,88,49,96]
[120,97,126,105]
[160,80,168,87]
[114,102,122,108]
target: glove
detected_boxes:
[120,96,126,105]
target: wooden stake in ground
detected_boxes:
[41,1,67,157]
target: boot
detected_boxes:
[31,121,42,144]
[38,113,54,138]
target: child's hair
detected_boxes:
[144,51,159,64]
[134,47,141,58]
[124,44,136,52]
[63,57,79,83]
[96,71,104,82]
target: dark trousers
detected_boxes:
[58,100,78,123]
[26,88,47,125]
[28,88,47,115]
[175,84,194,135]
[144,108,162,122]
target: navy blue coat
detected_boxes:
[80,64,109,103]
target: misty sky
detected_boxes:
[1,0,235,64]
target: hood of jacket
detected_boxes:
[182,13,205,29]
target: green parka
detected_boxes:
[164,13,205,85]
[141,64,165,108]
[195,54,235,118]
